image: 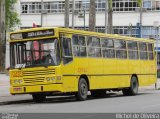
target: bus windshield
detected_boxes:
[10,38,60,69]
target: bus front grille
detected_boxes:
[23,69,55,76]
[24,77,44,84]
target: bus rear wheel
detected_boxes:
[32,93,46,103]
[75,78,88,101]
[122,76,138,96]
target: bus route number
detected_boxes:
[77,68,87,73]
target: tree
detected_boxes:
[107,0,113,34]
[89,0,96,31]
[137,0,142,38]
[64,0,69,28]
[137,0,142,6]
[0,0,5,71]
[6,0,20,30]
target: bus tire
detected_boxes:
[75,78,88,101]
[122,76,138,96]
[91,90,106,98]
[32,93,46,103]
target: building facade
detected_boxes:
[5,0,160,68]
[18,0,160,39]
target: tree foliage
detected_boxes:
[108,0,112,10]
[137,0,142,7]
[5,0,20,30]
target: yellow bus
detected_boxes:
[9,27,156,102]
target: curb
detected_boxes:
[0,72,6,74]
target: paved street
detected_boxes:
[0,73,160,113]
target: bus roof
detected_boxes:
[57,27,155,43]
[10,27,155,43]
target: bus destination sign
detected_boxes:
[10,29,54,40]
[23,29,54,39]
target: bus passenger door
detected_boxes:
[60,33,76,92]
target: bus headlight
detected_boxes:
[51,77,55,81]
[46,77,55,82]
[57,76,61,80]
[46,77,51,81]
[13,79,23,84]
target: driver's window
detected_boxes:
[60,34,73,64]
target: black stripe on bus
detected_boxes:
[13,83,63,87]
[63,74,156,77]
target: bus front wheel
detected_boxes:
[122,76,138,96]
[32,93,46,103]
[75,78,88,101]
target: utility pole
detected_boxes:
[0,0,5,72]
[65,0,69,28]
[108,0,113,34]
[89,0,96,31]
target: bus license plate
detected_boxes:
[13,87,22,92]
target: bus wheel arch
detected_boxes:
[80,75,90,91]
[132,74,139,85]
[75,75,89,101]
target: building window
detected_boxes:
[96,0,106,12]
[142,26,160,39]
[143,0,160,11]
[113,0,139,12]
[113,26,138,37]
[21,3,28,13]
[21,0,160,14]
[143,0,152,10]
[21,2,41,13]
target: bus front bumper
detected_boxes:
[10,83,63,95]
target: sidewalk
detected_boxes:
[0,73,10,97]
[0,73,9,86]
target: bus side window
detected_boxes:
[73,35,87,57]
[61,36,73,64]
[148,43,154,60]
[127,41,138,60]
[87,36,101,57]
[114,39,127,59]
[102,38,115,58]
[139,42,148,60]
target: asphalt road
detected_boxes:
[0,89,160,113]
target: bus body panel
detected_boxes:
[9,27,157,95]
